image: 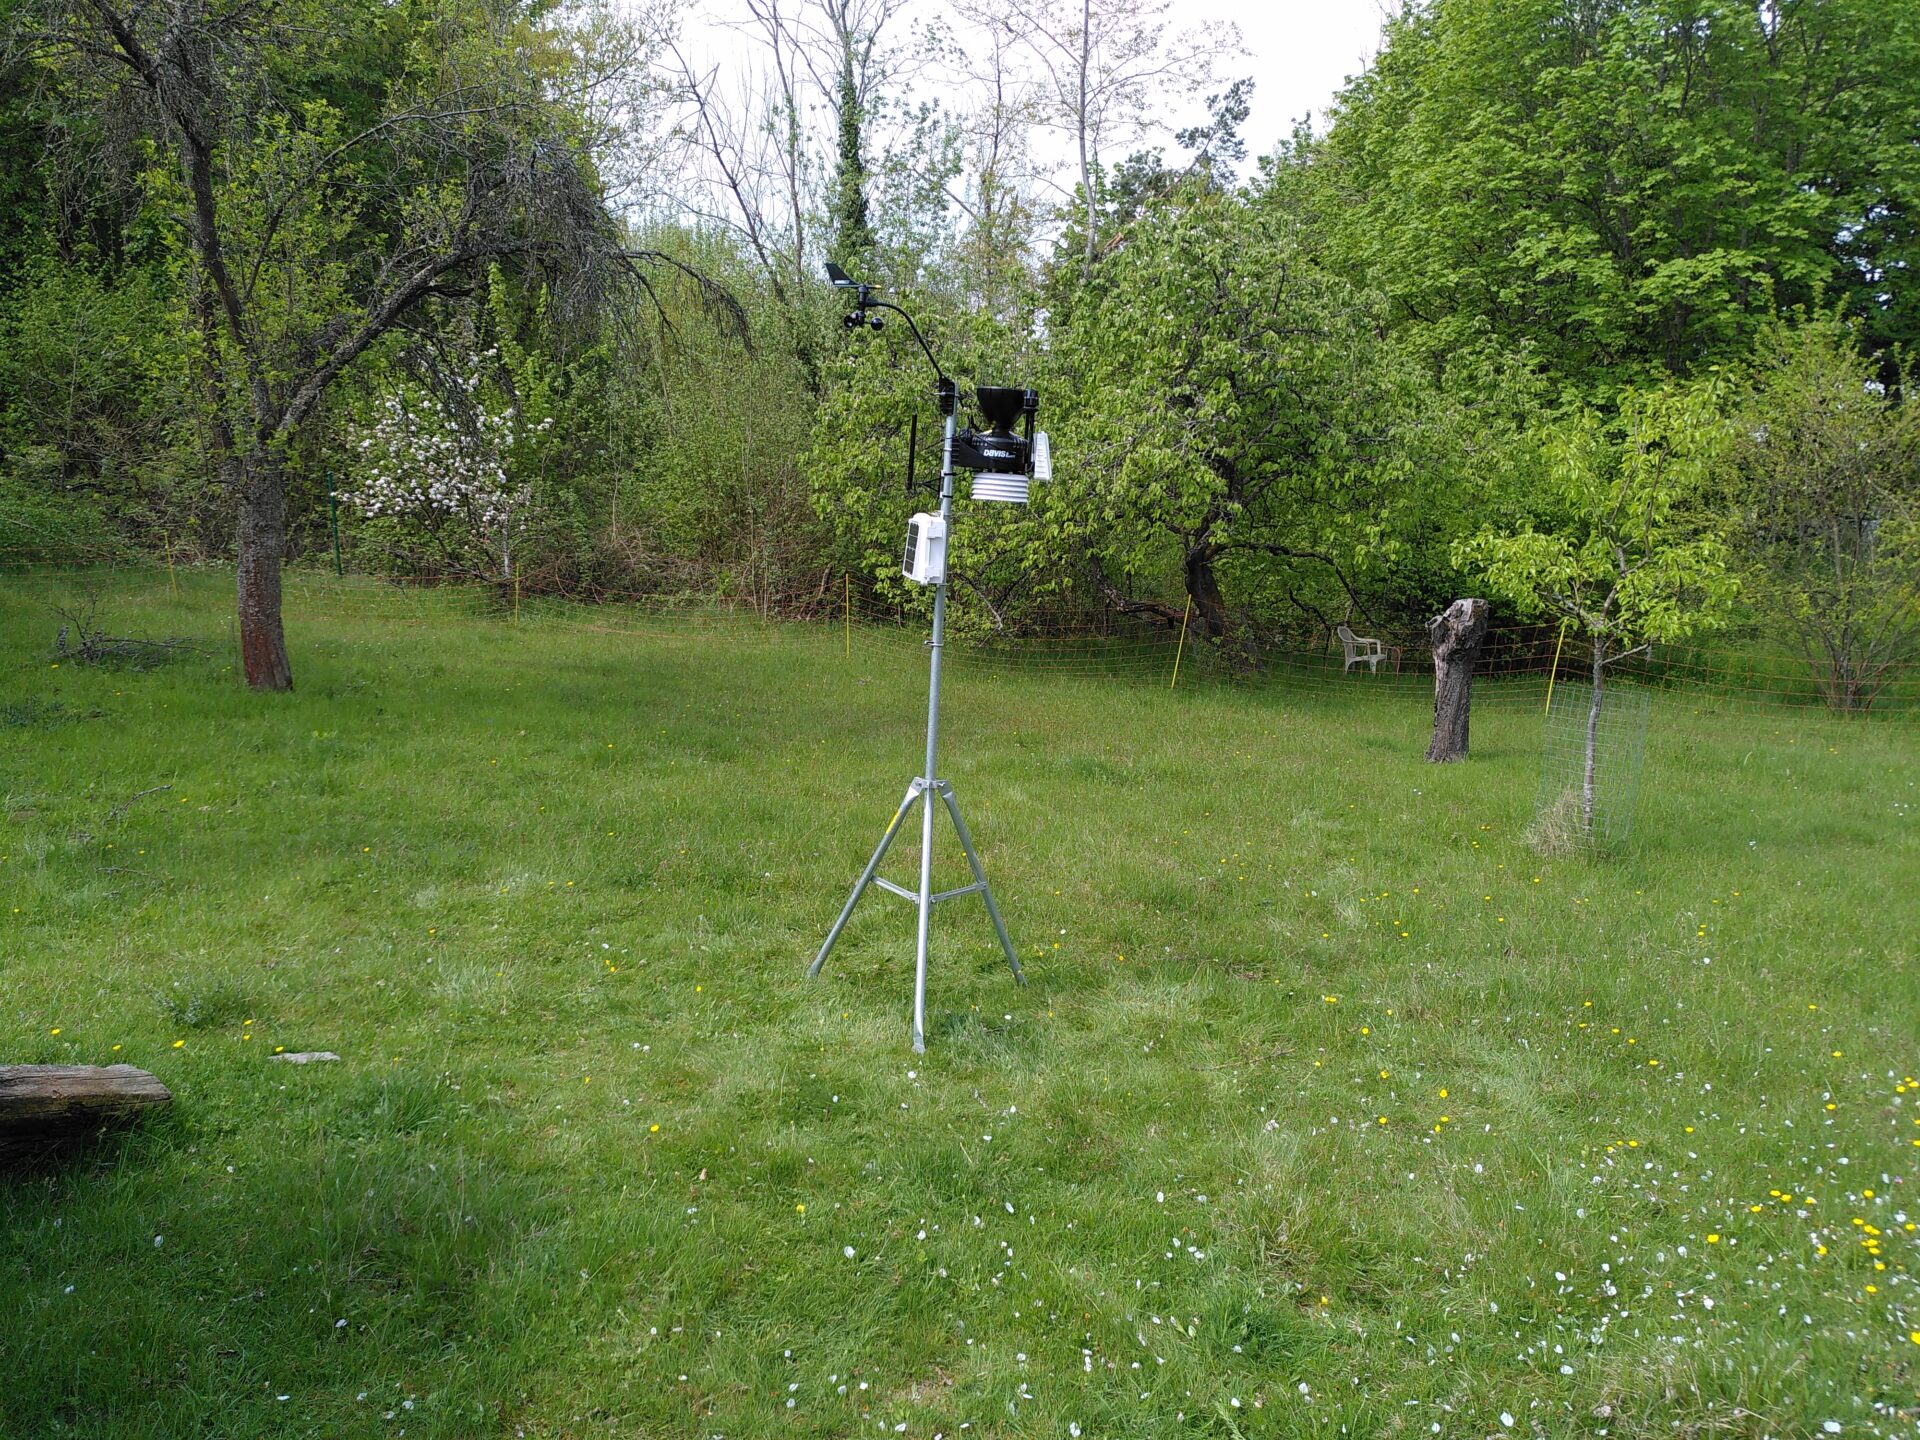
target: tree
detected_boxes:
[21,0,665,688]
[343,350,548,584]
[1048,75,1253,292]
[1459,385,1737,837]
[805,288,1043,630]
[669,19,814,307]
[1311,0,1920,395]
[1049,190,1454,644]
[1725,310,1920,712]
[995,0,1233,283]
[943,17,1042,319]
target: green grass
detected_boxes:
[2,568,1917,1439]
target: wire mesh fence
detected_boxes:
[1532,680,1653,850]
[2,555,1916,723]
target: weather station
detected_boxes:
[808,262,1053,1052]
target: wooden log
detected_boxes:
[0,1064,172,1162]
[1425,598,1490,763]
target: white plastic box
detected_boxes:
[902,512,947,584]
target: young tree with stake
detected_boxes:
[1459,386,1737,839]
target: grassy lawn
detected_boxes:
[2,568,1917,1439]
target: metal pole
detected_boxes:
[810,778,924,977]
[911,405,958,1053]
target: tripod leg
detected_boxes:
[939,783,1025,985]
[810,779,923,978]
[911,770,939,1053]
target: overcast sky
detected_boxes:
[1156,0,1391,152]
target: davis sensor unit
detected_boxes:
[976,429,1050,501]
[903,512,947,584]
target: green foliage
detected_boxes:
[1049,189,1479,636]
[0,468,120,564]
[1310,0,1920,395]
[610,233,830,600]
[6,0,1920,696]
[830,69,876,267]
[0,255,202,554]
[1459,383,1738,651]
[1722,308,1920,710]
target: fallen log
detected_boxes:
[0,1064,172,1162]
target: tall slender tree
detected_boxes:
[994,0,1232,282]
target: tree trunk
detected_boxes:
[1185,544,1229,639]
[236,449,293,691]
[831,64,871,263]
[1425,598,1489,762]
[1583,633,1605,836]
[0,1064,171,1163]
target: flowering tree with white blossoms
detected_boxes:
[345,353,551,581]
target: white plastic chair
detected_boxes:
[1337,623,1385,674]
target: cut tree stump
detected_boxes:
[1425,598,1490,763]
[0,1064,172,1162]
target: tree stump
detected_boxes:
[0,1064,172,1162]
[1425,598,1490,762]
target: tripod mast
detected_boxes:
[809,373,1024,1051]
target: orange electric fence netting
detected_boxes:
[2,551,1915,723]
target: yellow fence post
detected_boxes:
[844,573,851,660]
[1169,595,1194,690]
[1544,618,1569,714]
